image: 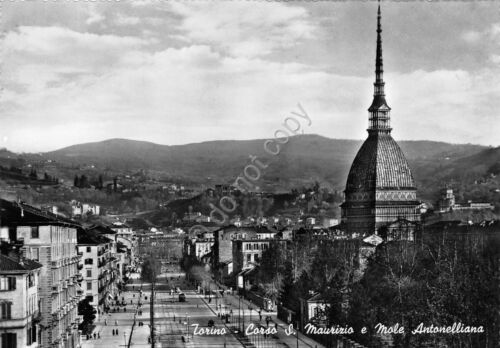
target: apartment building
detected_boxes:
[77,232,119,319]
[0,199,82,348]
[0,254,43,348]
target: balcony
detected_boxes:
[32,310,42,323]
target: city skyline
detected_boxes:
[3,1,500,152]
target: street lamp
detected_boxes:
[295,321,299,348]
[242,296,245,335]
[238,295,242,333]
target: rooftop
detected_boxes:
[0,199,80,228]
[0,254,43,273]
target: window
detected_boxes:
[1,332,17,348]
[84,259,93,265]
[86,247,91,253]
[0,277,16,291]
[27,274,35,288]
[1,302,12,319]
[31,248,39,261]
[30,323,36,344]
[27,326,32,345]
[30,226,39,239]
[246,254,251,263]
[86,282,92,291]
[8,227,16,242]
[86,270,92,278]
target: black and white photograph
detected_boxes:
[0,1,499,348]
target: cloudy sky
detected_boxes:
[2,1,500,152]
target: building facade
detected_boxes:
[0,254,43,348]
[77,233,118,320]
[0,200,82,348]
[341,6,420,238]
[232,239,288,274]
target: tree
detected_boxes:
[80,175,89,188]
[98,174,104,189]
[78,298,96,335]
[141,258,159,283]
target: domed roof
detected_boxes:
[345,133,416,193]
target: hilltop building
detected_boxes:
[437,187,494,212]
[70,201,100,217]
[341,5,420,239]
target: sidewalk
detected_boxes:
[81,289,151,348]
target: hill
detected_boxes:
[43,135,488,191]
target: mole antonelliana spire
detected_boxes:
[368,3,391,133]
[341,3,420,240]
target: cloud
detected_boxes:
[3,26,149,92]
[2,1,500,152]
[86,6,105,26]
[115,14,141,26]
[169,2,316,58]
[462,30,482,43]
[388,68,500,144]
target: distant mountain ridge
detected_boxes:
[41,135,493,193]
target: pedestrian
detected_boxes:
[275,322,278,330]
[116,329,119,335]
[93,332,96,340]
[98,332,101,339]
